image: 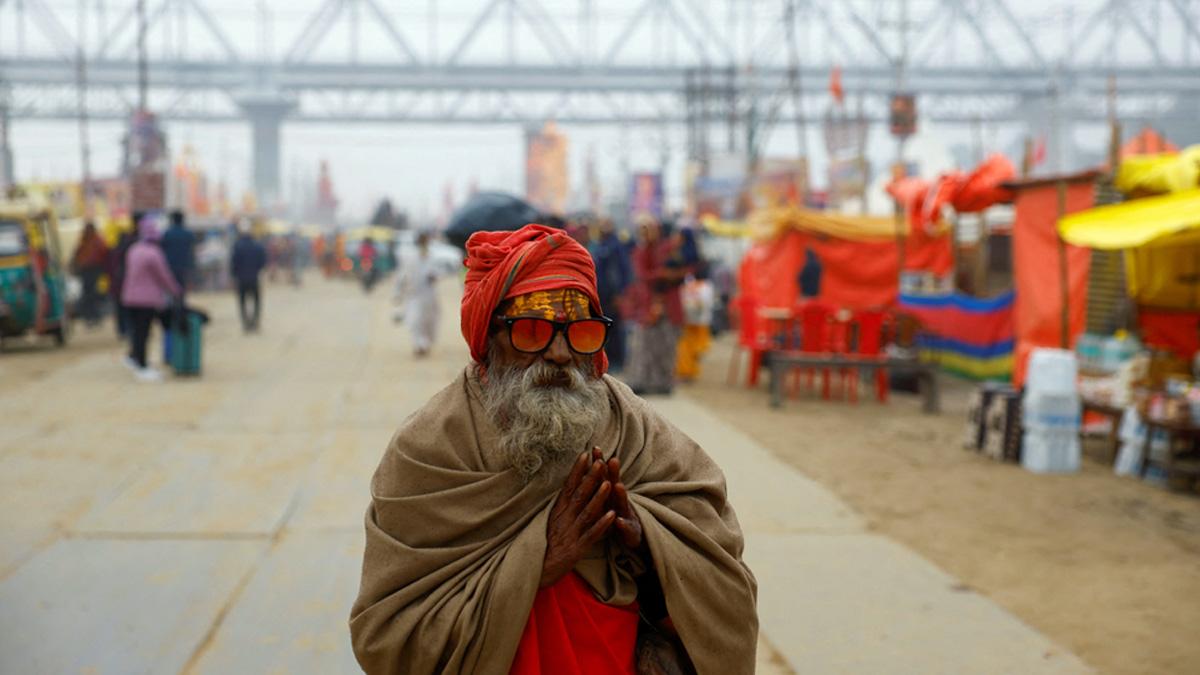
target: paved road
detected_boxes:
[0,276,1085,674]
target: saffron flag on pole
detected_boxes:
[829,66,844,105]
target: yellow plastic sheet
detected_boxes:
[745,206,918,242]
[1125,245,1200,309]
[1114,145,1200,196]
[699,216,751,238]
[1058,189,1200,250]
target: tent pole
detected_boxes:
[893,163,907,292]
[974,211,988,296]
[1056,179,1069,348]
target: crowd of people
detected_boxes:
[69,210,269,383]
[66,207,726,391]
[567,214,720,397]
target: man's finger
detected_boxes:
[615,517,641,547]
[583,510,616,544]
[566,451,589,491]
[612,482,633,517]
[606,457,621,488]
[591,446,604,463]
[577,480,611,527]
[559,452,589,504]
[571,460,605,510]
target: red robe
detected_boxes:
[508,572,639,675]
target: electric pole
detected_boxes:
[137,0,148,111]
[77,1,94,215]
[895,0,909,168]
[0,78,11,195]
[784,0,808,196]
[77,49,93,216]
[893,0,911,283]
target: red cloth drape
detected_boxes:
[737,229,952,312]
[885,155,1016,231]
[508,572,639,675]
[1011,183,1094,386]
[1138,309,1200,360]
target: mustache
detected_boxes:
[480,347,608,482]
[528,361,583,388]
[487,356,590,390]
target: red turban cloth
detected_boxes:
[461,224,608,374]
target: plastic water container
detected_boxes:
[1075,334,1102,372]
[1098,335,1139,373]
[1021,427,1081,473]
[1022,391,1081,430]
[1025,348,1078,395]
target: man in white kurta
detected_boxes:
[394,233,442,357]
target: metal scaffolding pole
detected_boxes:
[0,80,12,193]
[136,0,147,111]
[76,0,93,214]
[76,49,93,213]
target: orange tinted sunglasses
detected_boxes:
[494,316,613,354]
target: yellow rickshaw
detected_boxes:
[0,200,70,348]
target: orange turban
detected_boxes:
[461,224,608,374]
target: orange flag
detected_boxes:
[829,66,844,105]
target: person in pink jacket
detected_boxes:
[121,215,181,382]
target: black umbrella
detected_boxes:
[445,192,544,249]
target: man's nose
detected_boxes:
[542,331,573,365]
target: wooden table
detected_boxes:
[765,351,940,413]
[1140,416,1200,488]
[1080,399,1125,462]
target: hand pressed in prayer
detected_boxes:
[598,450,644,551]
[540,451,616,588]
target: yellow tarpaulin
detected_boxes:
[748,207,902,241]
[1058,189,1200,309]
[346,225,397,242]
[703,206,950,242]
[702,210,899,241]
[699,216,751,238]
[1125,245,1200,309]
[1114,145,1200,196]
[1058,189,1200,250]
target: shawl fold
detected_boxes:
[350,370,757,674]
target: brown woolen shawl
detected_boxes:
[349,368,758,675]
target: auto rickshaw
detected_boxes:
[0,200,70,348]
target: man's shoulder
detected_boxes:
[401,372,471,426]
[599,374,657,424]
[387,369,480,467]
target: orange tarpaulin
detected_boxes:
[886,155,1016,231]
[738,228,952,311]
[1138,308,1200,360]
[1011,180,1095,386]
[1121,127,1178,159]
[903,219,954,274]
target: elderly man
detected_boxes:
[350,224,757,675]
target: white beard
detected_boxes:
[480,351,609,482]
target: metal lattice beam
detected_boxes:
[2,0,1200,128]
[987,0,1046,69]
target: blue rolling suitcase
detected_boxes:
[169,311,204,375]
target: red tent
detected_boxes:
[1120,127,1178,159]
[1003,171,1100,386]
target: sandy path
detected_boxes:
[0,276,794,674]
[682,335,1200,675]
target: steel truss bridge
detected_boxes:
[2,0,1200,198]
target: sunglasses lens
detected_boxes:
[567,320,608,354]
[509,318,554,352]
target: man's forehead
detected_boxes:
[501,289,590,320]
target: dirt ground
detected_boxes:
[680,335,1200,675]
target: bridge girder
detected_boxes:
[3,0,1200,198]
